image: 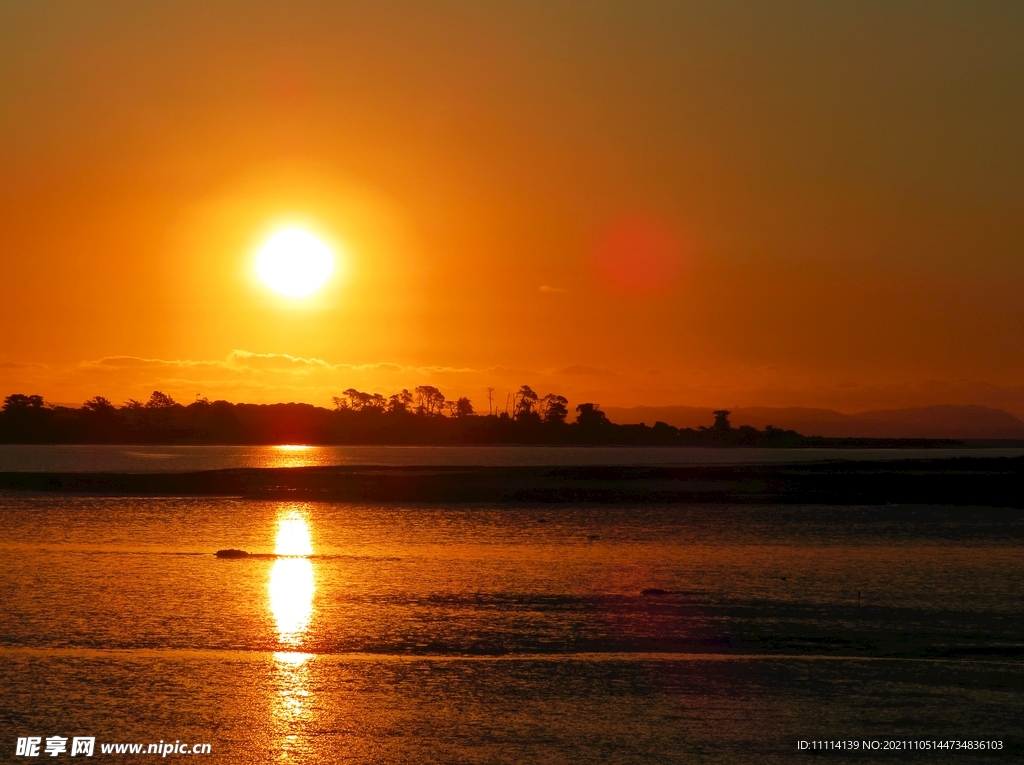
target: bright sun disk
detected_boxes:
[256,228,334,297]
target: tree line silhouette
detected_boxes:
[0,386,836,446]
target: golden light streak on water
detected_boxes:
[269,559,315,645]
[274,510,314,557]
[268,444,321,469]
[269,508,315,645]
[268,509,318,760]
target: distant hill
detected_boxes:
[602,404,1024,439]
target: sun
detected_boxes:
[256,228,334,297]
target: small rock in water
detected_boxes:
[215,549,250,559]
[641,588,670,596]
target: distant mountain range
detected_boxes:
[602,404,1024,440]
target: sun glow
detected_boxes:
[256,228,334,297]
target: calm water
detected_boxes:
[1,490,1022,762]
[1,444,1023,473]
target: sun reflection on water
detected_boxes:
[275,511,314,557]
[269,444,321,469]
[271,647,315,762]
[269,510,315,645]
[272,652,313,719]
[268,509,318,759]
[269,558,314,645]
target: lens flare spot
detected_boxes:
[594,215,686,295]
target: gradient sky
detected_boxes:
[2,1,1022,414]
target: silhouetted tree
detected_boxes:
[2,394,45,411]
[414,385,445,415]
[0,393,50,442]
[145,391,176,409]
[513,385,539,421]
[448,396,475,418]
[540,394,569,424]
[336,389,386,412]
[575,403,609,428]
[0,391,835,447]
[388,389,414,414]
[76,396,119,441]
[82,396,116,413]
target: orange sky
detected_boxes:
[2,2,1023,415]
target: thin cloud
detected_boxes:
[82,356,223,370]
[539,285,567,293]
[227,350,332,371]
[0,360,48,370]
[80,352,512,379]
[553,365,617,377]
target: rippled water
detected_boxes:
[1,493,1021,762]
[2,443,1023,473]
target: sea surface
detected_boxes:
[2,443,1023,473]
[0,447,1022,762]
